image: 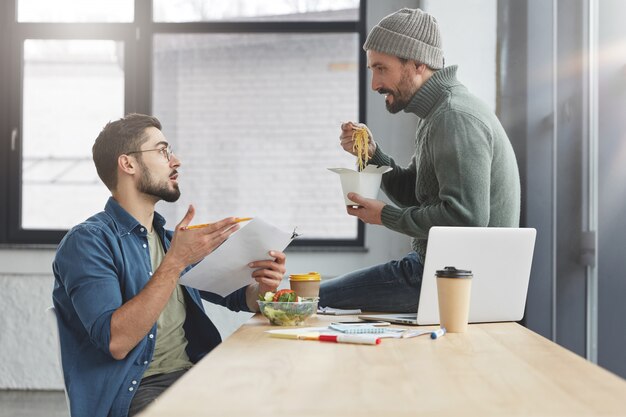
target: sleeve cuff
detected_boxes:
[381,204,403,229]
[368,144,391,167]
[232,286,252,312]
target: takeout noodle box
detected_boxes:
[328,165,392,205]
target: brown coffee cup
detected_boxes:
[289,272,321,299]
[436,266,472,333]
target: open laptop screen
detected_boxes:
[360,227,536,325]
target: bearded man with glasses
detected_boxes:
[52,113,287,417]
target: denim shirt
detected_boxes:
[52,197,250,417]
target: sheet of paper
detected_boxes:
[266,327,329,336]
[180,218,295,297]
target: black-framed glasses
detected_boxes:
[126,144,173,161]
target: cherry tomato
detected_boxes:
[273,289,296,302]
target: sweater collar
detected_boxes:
[404,65,459,118]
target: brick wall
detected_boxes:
[153,33,361,239]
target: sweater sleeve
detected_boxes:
[368,144,419,208]
[380,110,493,238]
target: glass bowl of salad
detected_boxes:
[257,289,318,326]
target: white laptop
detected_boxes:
[359,227,536,325]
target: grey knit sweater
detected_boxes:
[368,65,521,258]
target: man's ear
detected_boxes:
[118,154,136,175]
[415,62,427,73]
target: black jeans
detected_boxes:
[128,369,189,416]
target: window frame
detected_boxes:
[0,0,367,248]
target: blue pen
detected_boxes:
[430,327,446,339]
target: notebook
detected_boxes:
[328,323,404,335]
[359,227,536,326]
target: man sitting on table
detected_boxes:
[52,113,287,417]
[319,8,520,312]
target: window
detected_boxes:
[153,0,359,22]
[22,40,123,230]
[17,0,134,22]
[0,0,365,246]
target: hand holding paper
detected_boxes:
[180,218,296,297]
[249,250,286,296]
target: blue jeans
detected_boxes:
[319,252,424,313]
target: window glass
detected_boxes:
[22,40,124,229]
[153,0,359,22]
[18,0,133,22]
[153,33,358,239]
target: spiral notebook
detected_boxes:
[328,324,404,335]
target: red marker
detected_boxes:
[318,334,381,345]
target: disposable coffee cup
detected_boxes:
[289,272,321,300]
[436,266,472,333]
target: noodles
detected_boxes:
[352,125,370,172]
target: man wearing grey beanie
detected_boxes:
[319,8,521,312]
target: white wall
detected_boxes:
[0,0,496,390]
[423,0,496,111]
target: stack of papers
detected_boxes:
[267,325,436,341]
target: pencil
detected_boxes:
[186,217,252,230]
[268,332,320,341]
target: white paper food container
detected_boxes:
[328,165,392,205]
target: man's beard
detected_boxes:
[381,70,418,114]
[137,162,181,203]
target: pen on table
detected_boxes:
[319,334,381,345]
[401,329,432,339]
[184,217,253,230]
[430,327,446,339]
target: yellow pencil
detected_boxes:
[185,217,252,230]
[268,332,320,341]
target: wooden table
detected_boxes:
[139,314,626,416]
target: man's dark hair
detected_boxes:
[92,113,162,191]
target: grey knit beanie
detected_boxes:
[363,8,444,69]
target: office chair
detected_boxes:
[46,306,71,417]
